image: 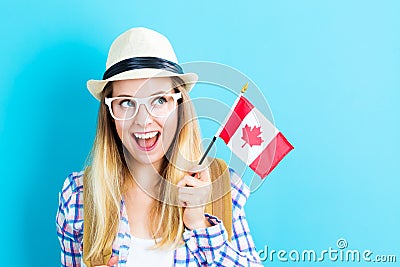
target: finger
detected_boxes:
[180,175,210,188]
[188,166,211,183]
[178,195,189,206]
[178,184,210,196]
[177,177,188,187]
[196,168,211,182]
[176,175,197,187]
[178,195,201,207]
[178,179,203,191]
[188,165,208,176]
[178,190,210,207]
[178,193,190,207]
[107,256,119,266]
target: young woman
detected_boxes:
[56,27,262,267]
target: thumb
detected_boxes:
[107,256,119,266]
[188,160,210,180]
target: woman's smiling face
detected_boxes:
[111,77,179,168]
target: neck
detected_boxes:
[125,154,164,194]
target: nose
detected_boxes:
[133,103,153,126]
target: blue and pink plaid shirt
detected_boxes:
[56,169,263,266]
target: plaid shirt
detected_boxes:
[56,169,262,267]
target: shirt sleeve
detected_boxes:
[182,169,263,266]
[56,172,85,267]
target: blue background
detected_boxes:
[0,1,399,266]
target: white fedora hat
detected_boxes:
[87,27,198,100]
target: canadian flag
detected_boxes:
[217,95,293,178]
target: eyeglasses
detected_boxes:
[105,92,182,120]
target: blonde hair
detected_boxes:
[84,77,203,262]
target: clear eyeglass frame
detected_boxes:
[104,92,182,121]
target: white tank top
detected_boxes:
[126,236,174,267]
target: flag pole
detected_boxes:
[198,136,217,165]
[197,82,249,165]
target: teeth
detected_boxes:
[134,131,158,139]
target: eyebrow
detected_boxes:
[115,90,172,98]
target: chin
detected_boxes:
[122,142,166,167]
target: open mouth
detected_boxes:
[132,131,160,151]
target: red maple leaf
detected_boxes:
[241,124,264,148]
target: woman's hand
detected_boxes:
[95,256,118,267]
[177,164,212,230]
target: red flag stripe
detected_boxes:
[249,132,294,178]
[219,96,254,144]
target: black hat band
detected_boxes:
[103,56,184,80]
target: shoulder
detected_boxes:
[228,168,250,211]
[56,171,85,238]
[59,171,85,206]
